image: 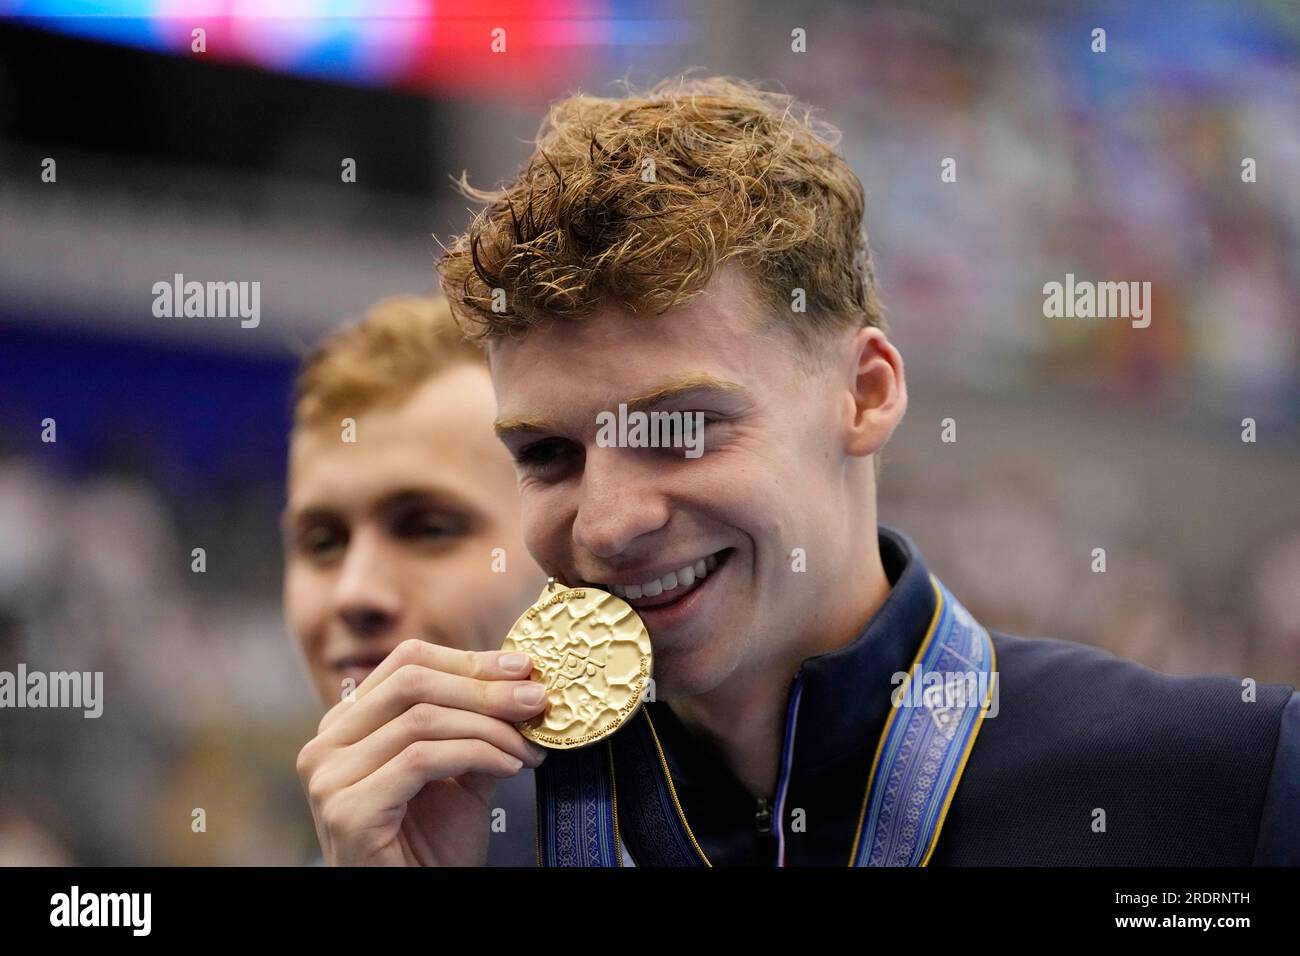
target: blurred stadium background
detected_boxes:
[0,0,1296,864]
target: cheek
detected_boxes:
[688,451,787,536]
[519,485,570,566]
[411,549,540,652]
[284,567,330,657]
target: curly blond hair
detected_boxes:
[293,295,483,430]
[438,75,885,356]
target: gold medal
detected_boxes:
[501,578,653,750]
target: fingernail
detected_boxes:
[527,743,548,762]
[514,683,546,705]
[500,652,530,672]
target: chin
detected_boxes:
[648,642,736,702]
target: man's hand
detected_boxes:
[296,639,548,866]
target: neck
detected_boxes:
[667,529,893,800]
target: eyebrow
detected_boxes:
[493,373,749,440]
[281,505,333,543]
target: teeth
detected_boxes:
[602,551,723,601]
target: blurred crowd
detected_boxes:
[800,5,1299,426]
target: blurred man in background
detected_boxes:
[284,295,547,865]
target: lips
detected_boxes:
[329,651,390,688]
[331,652,388,671]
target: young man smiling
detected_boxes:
[431,76,1299,867]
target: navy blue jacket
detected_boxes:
[631,525,1298,866]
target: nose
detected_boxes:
[571,446,670,561]
[332,528,404,639]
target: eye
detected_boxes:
[392,509,464,542]
[664,413,724,456]
[688,414,724,428]
[515,438,579,472]
[298,523,346,561]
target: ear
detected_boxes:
[841,327,907,458]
